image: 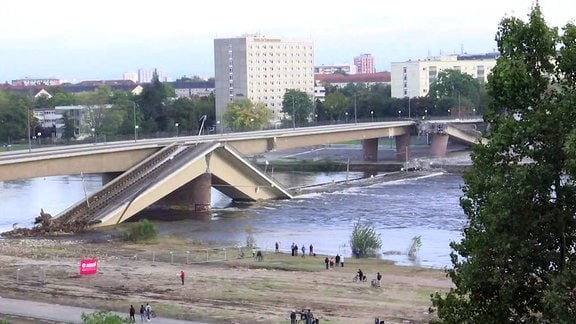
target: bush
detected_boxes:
[349,219,382,257]
[407,235,422,259]
[81,310,131,324]
[127,219,157,242]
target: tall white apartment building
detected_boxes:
[391,53,498,98]
[214,34,314,125]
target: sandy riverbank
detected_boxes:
[0,236,452,323]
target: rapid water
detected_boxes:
[0,172,467,268]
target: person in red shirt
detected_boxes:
[180,270,185,285]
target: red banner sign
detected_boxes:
[79,258,98,275]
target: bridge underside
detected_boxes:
[57,142,292,227]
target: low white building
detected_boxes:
[391,53,498,98]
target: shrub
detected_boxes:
[349,219,382,257]
[407,235,422,259]
[81,310,131,324]
[245,225,256,248]
[127,219,157,242]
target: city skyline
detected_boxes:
[0,0,573,83]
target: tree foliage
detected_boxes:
[281,89,313,126]
[127,219,158,243]
[223,99,271,132]
[431,6,576,322]
[349,219,382,257]
[427,69,486,116]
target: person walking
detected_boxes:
[301,244,306,257]
[139,305,145,322]
[275,242,279,253]
[377,271,382,287]
[129,305,136,323]
[309,244,313,256]
[180,270,185,285]
[145,303,152,321]
[291,243,295,256]
[335,254,341,267]
[324,257,329,270]
[340,255,344,267]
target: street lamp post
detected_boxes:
[91,128,95,144]
[424,109,428,119]
[370,110,374,122]
[37,132,41,146]
[398,110,401,119]
[345,112,348,123]
[314,114,318,125]
[175,123,179,137]
[292,96,295,130]
[354,95,357,124]
[27,107,31,152]
[133,102,138,142]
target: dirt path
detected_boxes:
[0,238,452,323]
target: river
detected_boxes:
[0,171,467,269]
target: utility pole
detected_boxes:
[292,96,295,130]
[354,95,357,124]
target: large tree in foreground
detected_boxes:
[431,5,576,322]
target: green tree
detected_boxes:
[322,92,349,121]
[431,6,576,322]
[61,111,76,141]
[223,99,271,132]
[281,89,313,127]
[81,310,131,324]
[0,92,30,143]
[137,70,170,133]
[427,69,485,116]
[349,219,382,257]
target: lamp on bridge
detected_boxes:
[345,112,348,123]
[91,128,95,144]
[314,114,318,125]
[398,110,401,119]
[370,110,374,122]
[175,123,179,137]
[424,109,428,119]
[37,132,41,146]
[133,102,139,142]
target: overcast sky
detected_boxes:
[0,0,573,83]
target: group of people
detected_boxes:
[324,254,344,269]
[355,269,383,287]
[129,303,153,322]
[289,242,314,257]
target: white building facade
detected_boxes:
[214,34,314,126]
[391,53,498,98]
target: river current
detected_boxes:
[0,171,467,269]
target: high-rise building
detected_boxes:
[137,68,167,83]
[391,53,498,98]
[122,72,138,83]
[353,54,376,74]
[214,34,314,126]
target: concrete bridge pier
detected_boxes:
[395,133,411,162]
[362,138,379,162]
[430,133,449,157]
[157,172,212,214]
